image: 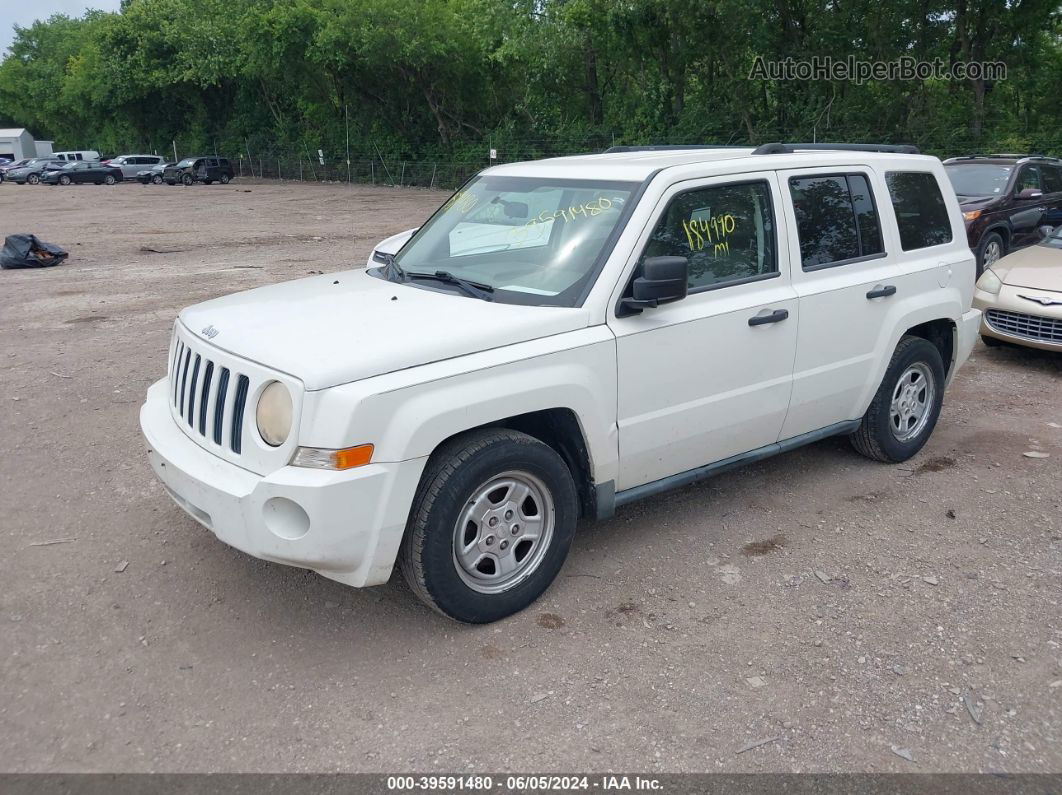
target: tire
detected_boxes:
[981,334,1003,348]
[850,335,945,463]
[976,232,1005,277]
[399,428,578,623]
[220,174,230,184]
[203,179,213,185]
[151,174,163,185]
[59,175,71,185]
[104,174,116,185]
[27,173,39,185]
[181,173,194,186]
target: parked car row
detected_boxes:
[0,153,236,187]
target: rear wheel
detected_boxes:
[399,429,578,623]
[59,175,71,186]
[976,232,1005,277]
[851,336,945,463]
[220,174,230,184]
[104,174,116,185]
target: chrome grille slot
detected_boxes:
[198,362,214,435]
[178,348,191,417]
[986,309,1062,344]
[213,368,230,445]
[231,375,250,453]
[187,355,201,426]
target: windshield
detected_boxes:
[1039,226,1062,248]
[389,175,638,306]
[175,158,196,167]
[945,164,1013,197]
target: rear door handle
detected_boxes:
[866,285,897,300]
[748,309,789,326]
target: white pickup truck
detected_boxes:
[141,143,980,623]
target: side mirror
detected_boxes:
[621,256,689,313]
[1017,188,1043,200]
[1037,224,1055,240]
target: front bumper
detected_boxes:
[974,285,1062,351]
[140,379,427,587]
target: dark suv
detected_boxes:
[163,156,234,186]
[943,154,1062,274]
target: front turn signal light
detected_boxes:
[292,444,374,470]
[963,209,982,221]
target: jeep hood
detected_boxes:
[992,245,1062,292]
[180,269,589,390]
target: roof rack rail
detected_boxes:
[602,145,749,153]
[751,142,920,155]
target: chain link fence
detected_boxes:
[95,129,1062,191]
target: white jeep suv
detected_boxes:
[140,143,980,623]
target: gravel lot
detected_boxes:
[0,179,1060,774]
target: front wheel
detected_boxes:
[976,232,1005,277]
[220,174,230,184]
[181,173,194,186]
[850,335,945,463]
[27,173,39,185]
[151,174,163,184]
[399,429,578,623]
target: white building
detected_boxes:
[0,128,54,161]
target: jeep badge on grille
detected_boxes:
[201,325,219,338]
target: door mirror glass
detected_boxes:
[623,256,689,311]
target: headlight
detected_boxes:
[975,268,1003,295]
[256,381,293,446]
[963,209,982,221]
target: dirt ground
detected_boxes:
[0,178,1060,775]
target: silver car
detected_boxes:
[107,154,164,178]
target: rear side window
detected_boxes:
[789,174,884,270]
[885,172,953,250]
[640,180,778,291]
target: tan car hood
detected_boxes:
[995,246,1062,292]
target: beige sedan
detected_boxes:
[973,229,1062,351]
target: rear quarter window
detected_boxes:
[885,172,953,251]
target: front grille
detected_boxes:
[170,337,251,454]
[986,309,1062,344]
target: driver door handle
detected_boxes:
[866,285,897,299]
[748,309,789,326]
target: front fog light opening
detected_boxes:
[256,381,293,447]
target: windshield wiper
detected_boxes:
[406,270,495,300]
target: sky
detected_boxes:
[0,0,121,56]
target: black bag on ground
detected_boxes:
[0,234,69,269]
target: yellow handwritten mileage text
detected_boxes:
[682,213,736,255]
[509,196,620,242]
[443,189,480,214]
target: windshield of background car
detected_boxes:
[390,175,638,306]
[945,164,1013,197]
[175,159,195,167]
[1039,226,1062,248]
